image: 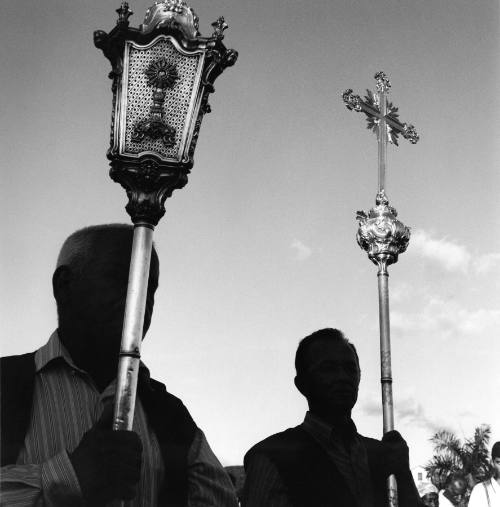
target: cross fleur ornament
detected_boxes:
[375,70,391,92]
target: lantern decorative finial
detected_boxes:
[211,16,228,40]
[116,2,133,25]
[141,0,200,38]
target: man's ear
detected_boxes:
[294,374,308,398]
[52,266,72,304]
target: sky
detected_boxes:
[1,0,500,471]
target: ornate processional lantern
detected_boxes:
[342,72,419,507]
[94,0,237,435]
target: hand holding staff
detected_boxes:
[69,404,143,504]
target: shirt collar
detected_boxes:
[35,330,83,373]
[303,411,358,443]
[35,330,151,382]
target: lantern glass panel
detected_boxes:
[117,35,205,162]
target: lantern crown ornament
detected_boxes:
[94,1,238,225]
[141,0,200,38]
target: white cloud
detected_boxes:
[361,397,440,433]
[392,297,500,338]
[291,238,312,261]
[473,253,500,274]
[391,282,413,303]
[410,230,471,273]
[410,229,500,275]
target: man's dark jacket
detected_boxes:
[244,425,422,507]
[0,352,197,507]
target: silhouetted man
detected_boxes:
[1,224,238,507]
[242,328,421,507]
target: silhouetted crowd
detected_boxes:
[415,447,500,507]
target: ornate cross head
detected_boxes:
[342,72,419,145]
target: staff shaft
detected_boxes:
[377,268,398,507]
[113,225,154,431]
[378,92,387,194]
[377,269,394,433]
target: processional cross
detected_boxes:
[342,72,419,507]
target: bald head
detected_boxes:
[56,224,159,281]
[53,224,159,386]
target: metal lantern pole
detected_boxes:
[342,72,419,507]
[113,224,154,431]
[94,0,237,447]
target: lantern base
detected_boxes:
[109,156,189,225]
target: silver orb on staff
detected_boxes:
[342,72,419,507]
[94,0,237,450]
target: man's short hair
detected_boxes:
[295,328,360,376]
[492,441,500,459]
[445,472,466,487]
[56,224,159,278]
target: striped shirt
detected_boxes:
[1,331,238,507]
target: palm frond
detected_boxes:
[426,425,493,490]
[430,430,463,458]
[473,425,491,448]
[425,455,458,490]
